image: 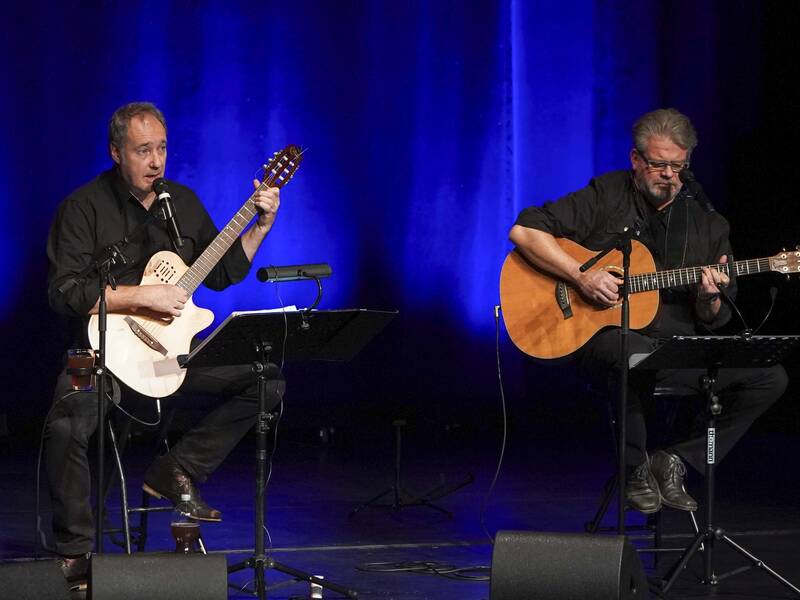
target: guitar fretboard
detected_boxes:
[176,186,266,294]
[175,146,301,294]
[630,258,772,293]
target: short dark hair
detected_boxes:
[632,108,697,155]
[108,102,167,155]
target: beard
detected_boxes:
[636,173,678,208]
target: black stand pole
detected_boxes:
[227,340,357,599]
[94,263,110,553]
[580,225,637,535]
[659,368,800,595]
[58,215,160,553]
[617,234,632,535]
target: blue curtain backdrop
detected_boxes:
[0,1,795,424]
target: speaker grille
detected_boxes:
[490,531,647,600]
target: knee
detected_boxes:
[46,399,97,449]
[45,414,73,445]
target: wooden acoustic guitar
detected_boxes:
[499,238,800,360]
[88,145,303,398]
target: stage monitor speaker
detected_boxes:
[0,559,71,599]
[90,553,228,600]
[490,531,647,600]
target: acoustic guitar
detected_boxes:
[88,145,303,398]
[499,238,800,360]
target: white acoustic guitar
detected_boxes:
[88,145,303,398]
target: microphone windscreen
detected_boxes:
[153,177,168,193]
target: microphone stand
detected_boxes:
[579,224,638,535]
[60,243,126,553]
[57,213,159,553]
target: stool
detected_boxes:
[585,385,701,562]
[101,401,186,553]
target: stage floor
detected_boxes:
[1,410,798,599]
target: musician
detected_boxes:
[509,108,787,514]
[45,102,284,577]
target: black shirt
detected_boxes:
[47,167,251,342]
[514,170,733,337]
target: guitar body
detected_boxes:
[499,238,660,359]
[88,251,214,398]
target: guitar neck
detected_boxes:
[631,258,772,294]
[176,184,267,295]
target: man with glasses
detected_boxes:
[508,108,787,514]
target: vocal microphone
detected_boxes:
[153,178,184,249]
[678,169,715,213]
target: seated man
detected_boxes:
[45,101,285,580]
[508,107,788,514]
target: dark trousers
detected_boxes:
[578,329,788,473]
[44,363,284,556]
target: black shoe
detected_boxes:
[57,553,89,598]
[143,454,222,522]
[650,450,698,512]
[625,460,662,514]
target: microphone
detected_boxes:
[153,178,184,248]
[752,287,779,335]
[679,169,715,212]
[256,263,332,283]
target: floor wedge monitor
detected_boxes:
[491,531,648,600]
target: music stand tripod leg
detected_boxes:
[227,344,357,599]
[660,368,800,596]
[349,419,471,518]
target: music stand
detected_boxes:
[180,308,397,600]
[630,334,800,596]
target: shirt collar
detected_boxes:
[108,166,146,207]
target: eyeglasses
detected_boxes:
[636,149,689,173]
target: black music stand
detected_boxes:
[180,308,396,600]
[630,334,800,596]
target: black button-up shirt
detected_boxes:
[47,167,251,343]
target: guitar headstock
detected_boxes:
[769,247,800,274]
[262,144,304,189]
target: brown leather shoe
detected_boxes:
[625,460,662,514]
[57,554,89,599]
[58,553,89,583]
[650,450,698,512]
[143,454,222,522]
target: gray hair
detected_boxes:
[108,102,167,155]
[632,108,698,155]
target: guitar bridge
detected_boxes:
[555,282,573,320]
[124,316,169,356]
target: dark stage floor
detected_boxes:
[1,408,799,599]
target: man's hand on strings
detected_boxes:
[139,284,189,317]
[698,255,729,302]
[576,269,624,307]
